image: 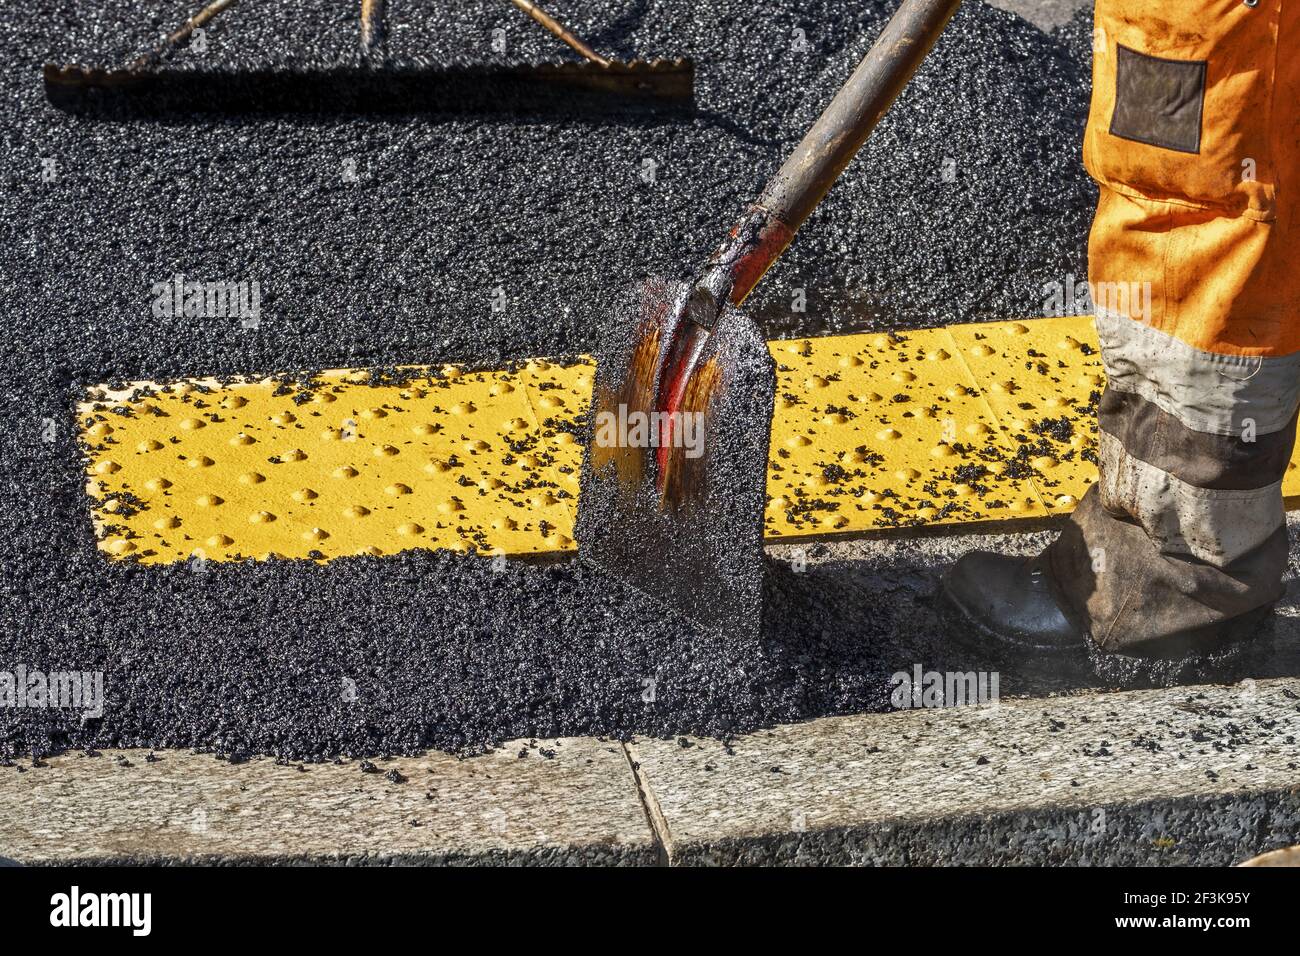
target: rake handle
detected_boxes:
[508,0,612,68]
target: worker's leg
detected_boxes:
[942,0,1300,660]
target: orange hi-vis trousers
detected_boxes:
[1048,0,1300,656]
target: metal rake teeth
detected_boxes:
[41,57,696,115]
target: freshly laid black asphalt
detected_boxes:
[0,0,1142,760]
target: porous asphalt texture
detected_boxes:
[0,0,1126,760]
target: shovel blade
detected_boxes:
[576,277,775,641]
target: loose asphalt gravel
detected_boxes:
[0,0,1212,761]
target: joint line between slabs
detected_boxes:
[620,741,672,866]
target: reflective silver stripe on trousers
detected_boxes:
[1097,430,1284,566]
[1095,308,1300,438]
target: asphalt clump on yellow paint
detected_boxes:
[3,1,1098,758]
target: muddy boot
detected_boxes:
[938,550,1088,655]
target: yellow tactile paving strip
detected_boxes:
[77,314,1300,564]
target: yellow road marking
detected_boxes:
[77,314,1300,565]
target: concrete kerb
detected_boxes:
[3,678,1298,865]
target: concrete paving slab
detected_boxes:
[984,0,1091,32]
[628,679,1300,866]
[0,739,655,865]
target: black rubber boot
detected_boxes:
[938,551,1087,654]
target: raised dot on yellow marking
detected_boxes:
[179,417,205,430]
[554,433,576,446]
[270,412,296,426]
[311,392,336,404]
[861,391,884,402]
[986,462,1008,476]
[871,334,891,349]
[1006,323,1030,335]
[249,511,276,524]
[528,493,557,508]
[804,376,830,389]
[411,423,440,436]
[876,428,902,441]
[491,517,518,531]
[292,488,319,502]
[303,528,329,542]
[240,472,266,485]
[442,365,463,379]
[952,484,973,498]
[154,516,180,530]
[221,395,247,410]
[282,449,308,462]
[101,498,121,513]
[373,444,399,457]
[1058,336,1082,351]
[144,477,172,491]
[195,494,223,507]
[332,467,358,479]
[343,505,370,518]
[424,459,452,474]
[538,395,565,409]
[93,460,120,475]
[361,407,387,420]
[946,385,970,397]
[489,381,514,395]
[892,370,917,383]
[137,440,164,452]
[1055,495,1078,507]
[838,355,864,368]
[87,421,114,437]
[926,349,951,361]
[965,423,991,436]
[465,440,490,453]
[1033,456,1059,470]
[970,343,995,357]
[396,522,424,536]
[785,435,812,448]
[930,443,957,458]
[104,538,135,554]
[385,483,412,497]
[437,499,465,514]
[822,413,848,425]
[229,433,255,446]
[895,468,920,481]
[502,418,529,432]
[355,546,383,556]
[450,402,475,415]
[916,507,939,520]
[207,534,233,547]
